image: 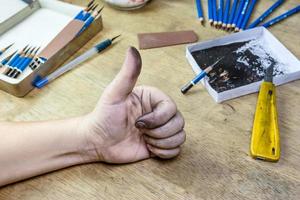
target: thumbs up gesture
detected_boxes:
[82,47,186,163]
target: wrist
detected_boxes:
[74,113,105,163]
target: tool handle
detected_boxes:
[250,82,280,162]
[95,39,112,52]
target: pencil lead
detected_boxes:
[211,57,225,68]
[98,6,104,14]
[23,46,32,55]
[1,43,14,52]
[1,50,17,63]
[34,47,41,55]
[95,6,104,17]
[29,47,36,55]
[87,2,96,12]
[87,0,95,9]
[111,35,121,42]
[91,3,98,12]
[21,45,30,53]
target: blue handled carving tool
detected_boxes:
[34,35,120,88]
[0,51,17,67]
[181,57,224,94]
[5,46,30,75]
[11,47,40,78]
[248,0,284,29]
[82,3,98,21]
[74,0,95,20]
[262,5,300,28]
[77,6,104,35]
[0,51,17,74]
[6,47,33,77]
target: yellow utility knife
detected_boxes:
[250,65,280,162]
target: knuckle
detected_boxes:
[177,111,185,128]
[176,113,185,129]
[179,130,186,144]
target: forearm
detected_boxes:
[0,117,94,187]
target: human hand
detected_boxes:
[80,47,186,164]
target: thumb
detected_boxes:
[102,46,142,104]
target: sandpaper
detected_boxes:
[138,30,198,49]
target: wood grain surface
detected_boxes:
[0,0,299,199]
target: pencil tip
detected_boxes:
[87,0,95,8]
[111,34,121,42]
[92,4,98,11]
[4,50,17,61]
[35,47,41,54]
[5,43,14,50]
[98,6,104,13]
[22,45,30,52]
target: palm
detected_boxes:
[94,91,150,163]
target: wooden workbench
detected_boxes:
[0,0,299,199]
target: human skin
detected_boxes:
[0,47,186,187]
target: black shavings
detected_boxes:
[191,40,284,93]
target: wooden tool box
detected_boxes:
[0,0,103,97]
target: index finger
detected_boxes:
[135,86,177,129]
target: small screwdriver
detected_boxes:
[250,65,280,162]
[181,57,224,94]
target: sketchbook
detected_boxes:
[186,27,300,103]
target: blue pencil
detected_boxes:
[262,5,300,28]
[181,57,224,94]
[212,0,218,26]
[223,0,231,28]
[235,0,250,31]
[240,0,258,30]
[195,0,204,24]
[218,0,224,26]
[208,0,213,25]
[227,0,239,28]
[248,0,284,29]
[232,0,246,28]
